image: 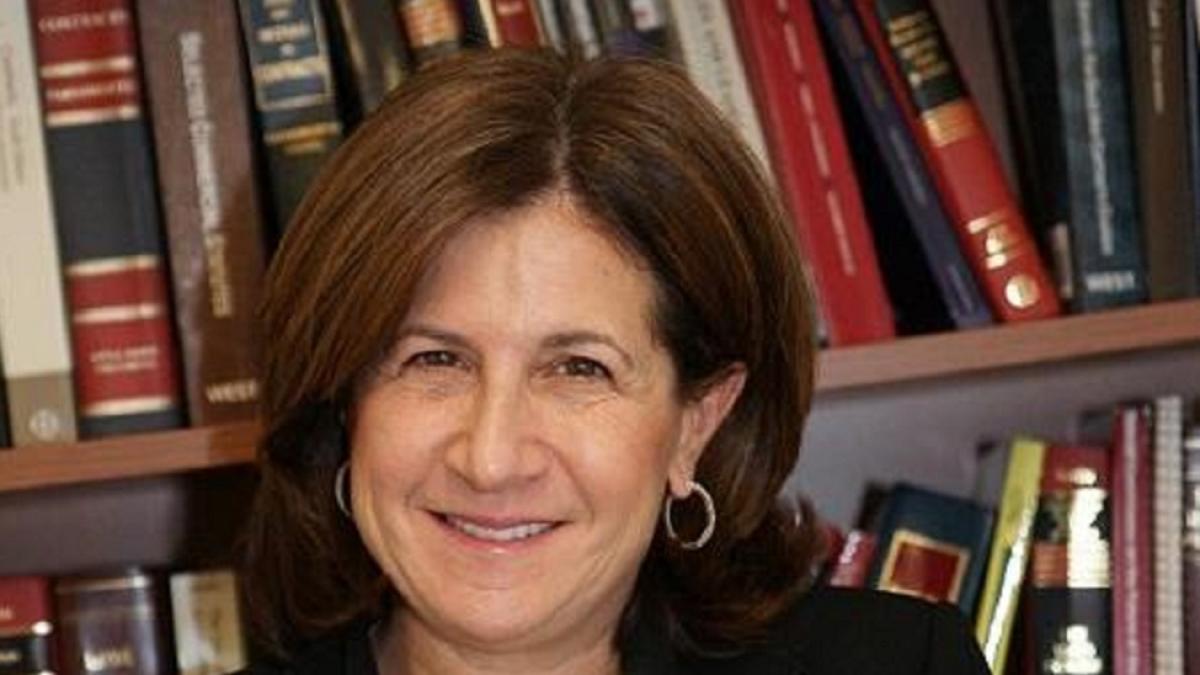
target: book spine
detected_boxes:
[460,0,543,47]
[817,0,993,330]
[827,530,877,588]
[664,0,773,181]
[869,0,1063,322]
[532,0,565,51]
[0,577,55,675]
[169,570,247,675]
[0,1,79,446]
[55,570,172,675]
[1048,0,1148,311]
[1111,404,1153,675]
[31,0,185,439]
[974,436,1045,675]
[1029,444,1113,675]
[557,0,604,59]
[1183,425,1200,675]
[591,0,648,56]
[729,0,895,346]
[627,0,673,59]
[136,0,269,426]
[1188,0,1200,295]
[238,0,345,233]
[322,0,411,126]
[397,0,466,66]
[1153,396,1186,675]
[1124,0,1197,301]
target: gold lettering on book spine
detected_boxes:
[920,101,977,148]
[967,211,1040,309]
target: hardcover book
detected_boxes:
[1048,0,1148,311]
[55,570,172,675]
[169,570,247,675]
[665,0,773,180]
[397,0,466,66]
[975,436,1045,675]
[1029,444,1112,675]
[626,0,673,59]
[729,0,895,346]
[238,0,345,234]
[827,529,877,588]
[591,0,650,56]
[1152,396,1186,675]
[0,576,55,675]
[556,0,604,59]
[1123,0,1196,301]
[1110,403,1153,675]
[138,0,268,426]
[865,483,994,613]
[863,0,1063,322]
[816,0,993,333]
[321,0,412,127]
[0,0,78,446]
[31,0,185,439]
[1183,425,1200,675]
[459,0,544,48]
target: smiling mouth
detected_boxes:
[435,513,561,544]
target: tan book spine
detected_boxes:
[0,3,78,445]
[169,570,247,675]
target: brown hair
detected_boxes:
[243,48,822,658]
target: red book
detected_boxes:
[1111,404,1154,675]
[0,577,55,674]
[729,0,895,346]
[828,530,877,588]
[488,0,543,46]
[31,0,185,437]
[854,0,1061,322]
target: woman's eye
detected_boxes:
[405,350,463,369]
[554,356,611,380]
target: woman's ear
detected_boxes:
[667,364,747,498]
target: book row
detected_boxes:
[0,568,245,675]
[820,394,1200,675]
[1,0,1193,449]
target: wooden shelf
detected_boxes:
[817,298,1200,391]
[3,300,1199,494]
[0,421,259,494]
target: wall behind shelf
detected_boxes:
[789,343,1200,526]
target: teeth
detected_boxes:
[445,516,554,542]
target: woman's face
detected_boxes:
[349,196,741,656]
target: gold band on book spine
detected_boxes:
[55,575,152,595]
[39,56,135,79]
[46,104,141,128]
[65,255,160,277]
[920,100,978,148]
[82,396,178,418]
[967,210,1042,309]
[72,303,166,326]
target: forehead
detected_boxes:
[400,197,660,345]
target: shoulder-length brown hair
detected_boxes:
[243,48,822,658]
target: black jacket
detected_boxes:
[241,586,992,674]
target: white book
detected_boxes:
[0,5,77,445]
[664,0,773,176]
[1153,396,1185,675]
[170,569,247,675]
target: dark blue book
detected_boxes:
[813,0,993,332]
[866,483,995,615]
[1050,0,1148,311]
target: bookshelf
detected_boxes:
[3,298,1199,496]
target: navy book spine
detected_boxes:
[813,0,993,330]
[1050,0,1148,311]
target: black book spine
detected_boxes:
[322,0,412,128]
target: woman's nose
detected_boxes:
[443,375,550,492]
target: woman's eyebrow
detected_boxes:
[394,325,474,351]
[542,331,635,369]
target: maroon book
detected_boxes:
[0,577,55,674]
[828,530,878,588]
[1111,404,1153,675]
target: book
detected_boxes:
[1123,0,1196,301]
[1188,0,1200,299]
[827,529,877,588]
[0,1,78,446]
[397,0,465,66]
[1110,403,1153,675]
[816,0,993,333]
[1183,424,1200,675]
[238,0,345,234]
[626,0,673,59]
[865,483,994,613]
[862,0,1063,322]
[321,0,412,127]
[137,0,269,426]
[459,0,544,48]
[1048,0,1148,311]
[55,570,173,675]
[556,0,604,59]
[169,569,247,675]
[1029,444,1112,675]
[31,0,185,439]
[591,0,651,56]
[1153,396,1186,675]
[989,0,1075,304]
[729,0,896,346]
[974,436,1045,675]
[532,0,566,51]
[664,0,773,180]
[0,576,55,675]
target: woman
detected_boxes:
[241,49,989,674]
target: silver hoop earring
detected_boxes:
[334,462,352,519]
[663,480,716,550]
